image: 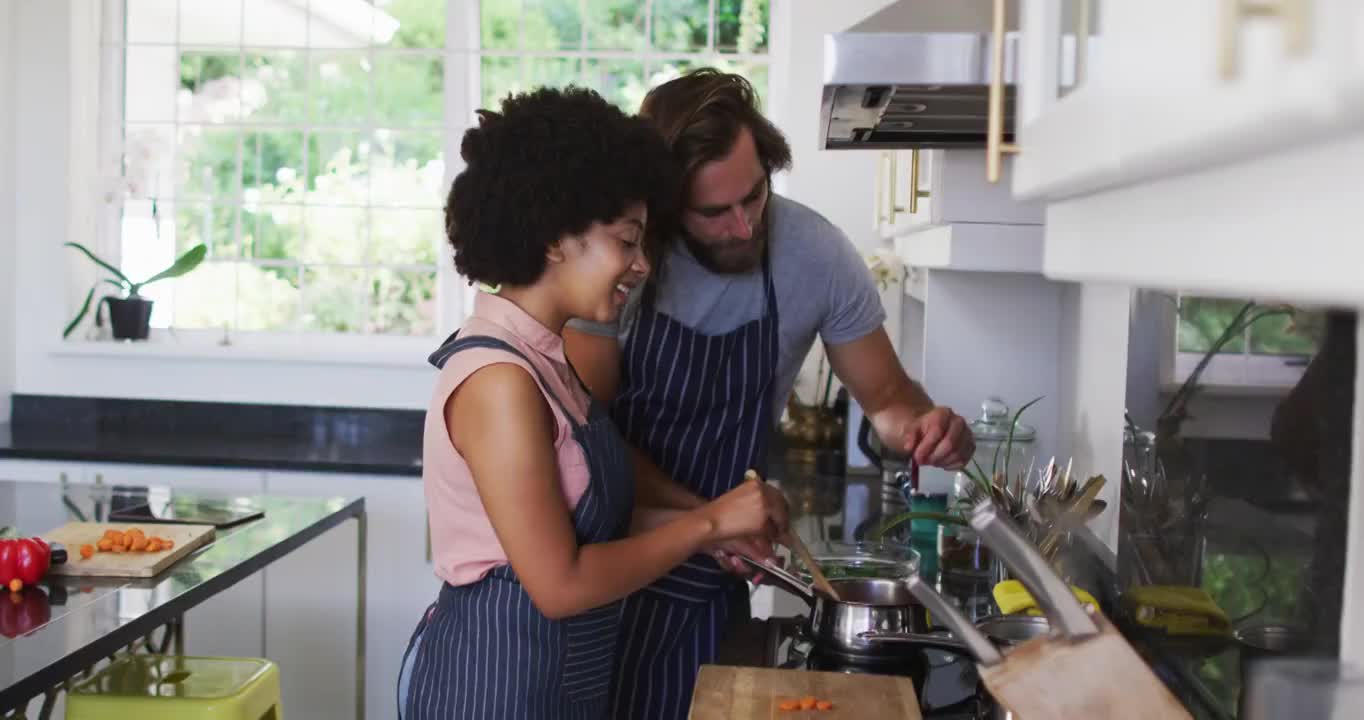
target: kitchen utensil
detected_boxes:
[40,522,215,578]
[1124,586,1231,638]
[992,579,1098,617]
[739,555,964,660]
[789,540,920,581]
[688,665,921,720]
[975,614,1051,646]
[747,468,841,601]
[864,574,1002,665]
[968,501,1192,719]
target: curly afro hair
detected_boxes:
[446,87,678,288]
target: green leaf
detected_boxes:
[65,242,132,287]
[130,244,207,294]
[103,278,127,292]
[63,285,96,339]
[875,510,968,541]
[1003,395,1044,486]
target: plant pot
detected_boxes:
[98,296,153,340]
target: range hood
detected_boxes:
[821,0,1021,150]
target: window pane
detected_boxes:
[243,130,305,196]
[302,207,368,264]
[178,51,245,123]
[306,131,371,204]
[165,260,238,329]
[369,269,437,335]
[234,263,301,331]
[311,52,372,125]
[373,53,444,126]
[243,204,303,260]
[582,59,645,111]
[178,126,241,199]
[652,0,709,52]
[481,0,523,50]
[1249,309,1325,356]
[480,56,522,109]
[302,266,368,332]
[242,52,309,123]
[179,0,242,46]
[122,124,177,199]
[1177,298,1249,354]
[386,0,447,49]
[371,131,445,207]
[715,0,769,54]
[175,200,241,258]
[526,57,581,92]
[370,209,441,265]
[586,0,646,51]
[522,0,583,51]
[125,46,179,123]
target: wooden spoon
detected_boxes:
[745,469,841,601]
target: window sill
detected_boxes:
[1158,381,1293,399]
[49,336,436,369]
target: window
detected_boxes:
[97,0,773,341]
[1173,296,1326,388]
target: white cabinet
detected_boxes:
[0,459,83,484]
[874,149,1044,238]
[264,471,435,720]
[1014,0,1364,202]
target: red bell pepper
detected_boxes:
[0,538,56,589]
[0,586,52,638]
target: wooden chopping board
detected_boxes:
[41,522,216,578]
[689,665,922,720]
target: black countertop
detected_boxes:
[0,395,423,476]
[0,479,365,712]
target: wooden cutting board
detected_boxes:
[689,665,922,720]
[41,522,216,578]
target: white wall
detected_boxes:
[1054,282,1131,547]
[1,1,18,422]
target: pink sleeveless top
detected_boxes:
[423,292,594,586]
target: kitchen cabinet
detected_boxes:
[264,470,435,720]
[874,149,1043,239]
[1013,0,1364,202]
[0,459,83,484]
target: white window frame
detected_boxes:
[85,0,777,363]
[1162,294,1312,394]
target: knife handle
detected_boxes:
[970,500,1099,639]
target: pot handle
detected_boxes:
[906,575,1003,665]
[737,554,814,607]
[856,630,970,656]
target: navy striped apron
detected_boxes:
[399,334,635,720]
[609,250,779,720]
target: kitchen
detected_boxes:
[2,0,1362,718]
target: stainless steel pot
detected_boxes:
[742,556,966,659]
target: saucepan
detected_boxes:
[740,555,968,659]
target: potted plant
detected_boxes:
[62,242,207,341]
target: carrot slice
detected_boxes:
[777,700,799,711]
[800,696,816,710]
[8,579,22,592]
[80,544,95,559]
[816,700,834,711]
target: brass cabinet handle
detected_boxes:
[907,149,931,215]
[1219,0,1310,80]
[875,151,888,226]
[987,0,1021,183]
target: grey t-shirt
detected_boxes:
[569,193,886,421]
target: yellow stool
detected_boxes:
[66,655,281,719]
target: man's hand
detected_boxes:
[707,535,775,576]
[902,406,974,470]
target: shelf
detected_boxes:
[893,222,1045,274]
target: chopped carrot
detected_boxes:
[80,544,95,559]
[777,700,800,711]
[816,700,834,711]
[162,539,174,549]
[800,696,816,710]
[102,529,119,541]
[96,538,114,552]
[110,544,125,554]
[125,528,145,539]
[130,535,149,552]
[8,579,22,592]
[145,539,162,553]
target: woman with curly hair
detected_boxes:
[396,87,790,720]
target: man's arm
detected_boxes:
[826,328,974,469]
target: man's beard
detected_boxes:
[683,220,768,275]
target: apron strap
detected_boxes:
[428,333,583,431]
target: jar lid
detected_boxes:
[969,397,1036,442]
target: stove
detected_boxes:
[760,617,990,719]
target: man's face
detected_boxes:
[680,126,769,274]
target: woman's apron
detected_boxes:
[398,334,635,720]
[608,250,780,720]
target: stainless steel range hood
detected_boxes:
[821,0,1021,150]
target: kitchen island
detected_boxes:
[0,479,365,718]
